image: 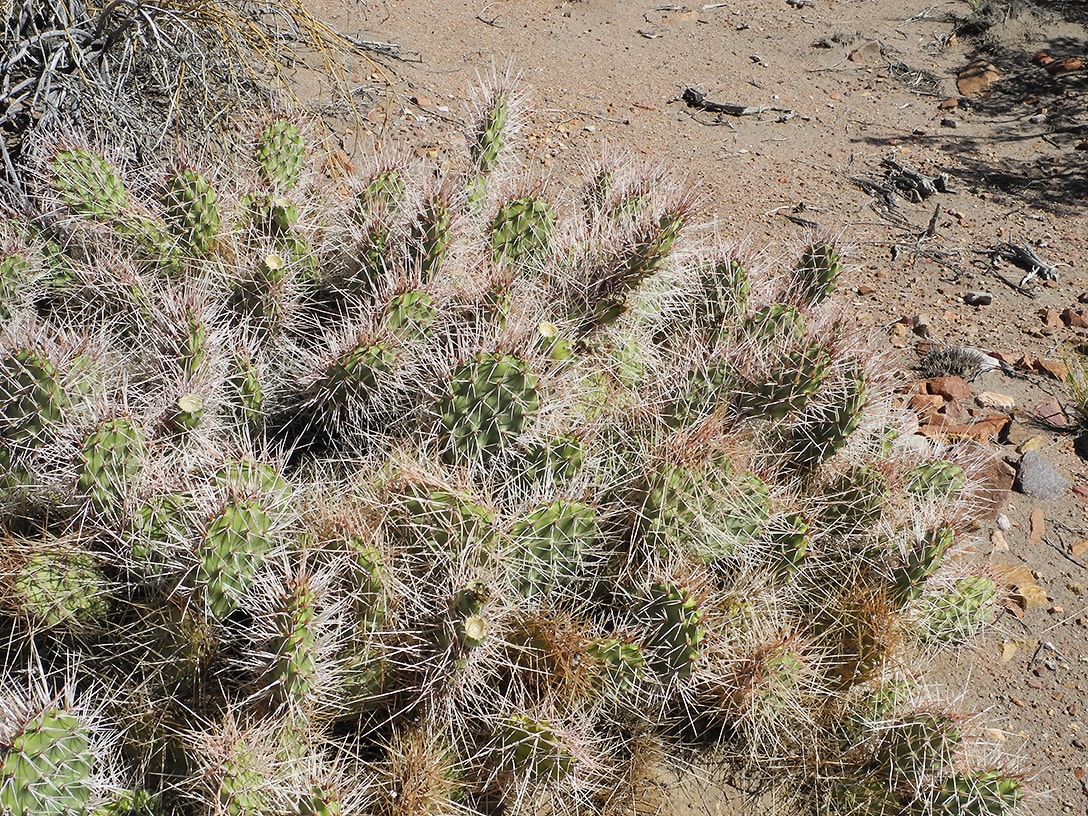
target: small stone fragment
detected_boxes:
[996,513,1011,531]
[964,290,993,306]
[1033,395,1070,428]
[991,529,1010,552]
[977,390,1015,411]
[1071,539,1088,558]
[1029,507,1046,545]
[1016,450,1070,500]
[1074,485,1088,503]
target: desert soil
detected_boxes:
[293,0,1088,812]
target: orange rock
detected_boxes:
[1029,507,1046,546]
[957,60,1001,97]
[909,393,944,423]
[926,375,973,401]
[1045,57,1085,76]
[1033,358,1070,381]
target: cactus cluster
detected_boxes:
[0,78,1019,816]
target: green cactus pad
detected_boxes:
[357,169,405,220]
[793,242,842,307]
[642,582,705,680]
[880,712,963,784]
[384,290,437,339]
[915,575,997,645]
[227,352,264,425]
[0,349,68,442]
[49,148,130,219]
[412,195,454,280]
[195,499,275,620]
[490,196,556,270]
[820,466,889,537]
[742,303,807,347]
[257,119,305,192]
[163,168,221,253]
[77,416,146,513]
[735,342,832,421]
[905,460,967,501]
[12,548,108,630]
[491,714,573,783]
[929,770,1022,816]
[508,499,599,601]
[588,638,647,695]
[0,254,30,321]
[470,90,510,177]
[439,352,540,465]
[394,485,495,556]
[267,577,319,710]
[784,364,867,469]
[0,707,95,816]
[891,526,955,607]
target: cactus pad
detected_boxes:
[439,352,540,465]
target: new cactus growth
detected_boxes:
[641,582,705,680]
[48,148,130,219]
[77,416,146,513]
[792,242,842,307]
[491,196,555,270]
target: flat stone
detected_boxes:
[909,393,944,423]
[964,413,1010,443]
[977,391,1016,411]
[1062,308,1088,329]
[1034,358,1070,381]
[973,450,1015,518]
[1040,308,1064,328]
[957,59,1001,97]
[1033,395,1070,427]
[1016,450,1070,500]
[927,375,973,401]
[942,398,972,423]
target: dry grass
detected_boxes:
[0,0,405,198]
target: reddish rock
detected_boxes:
[1029,507,1046,545]
[1073,485,1088,503]
[963,413,1010,443]
[957,59,1001,97]
[1034,358,1071,381]
[1040,308,1064,328]
[942,399,972,423]
[1062,308,1088,328]
[972,450,1015,518]
[926,376,973,401]
[918,415,970,439]
[1033,395,1070,428]
[909,393,944,423]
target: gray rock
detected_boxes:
[1015,451,1070,500]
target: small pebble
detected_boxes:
[964,290,993,305]
[940,117,958,128]
[996,514,1012,531]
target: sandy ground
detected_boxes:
[292,0,1088,812]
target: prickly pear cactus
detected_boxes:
[0,78,1021,816]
